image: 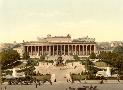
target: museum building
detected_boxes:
[23,34,96,58]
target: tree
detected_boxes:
[25,59,37,76]
[113,46,123,74]
[85,59,98,78]
[22,52,30,60]
[89,52,96,59]
[25,65,35,76]
[27,59,39,66]
[73,55,80,60]
[113,46,123,54]
[114,54,123,74]
[97,51,123,74]
[0,49,20,69]
[40,55,45,61]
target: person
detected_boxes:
[84,78,87,84]
[117,74,120,82]
[100,79,104,84]
[54,79,56,82]
[89,85,93,90]
[5,86,7,90]
[69,87,75,90]
[39,81,41,86]
[100,76,104,84]
[36,83,38,88]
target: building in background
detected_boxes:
[22,34,96,58]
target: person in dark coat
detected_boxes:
[36,83,38,88]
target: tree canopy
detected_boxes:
[73,55,80,60]
[97,47,123,74]
[89,52,96,59]
[40,55,45,61]
[113,46,123,54]
[0,49,20,69]
[22,52,30,60]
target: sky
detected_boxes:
[0,0,123,43]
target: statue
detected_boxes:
[56,56,64,66]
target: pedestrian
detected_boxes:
[5,86,7,90]
[100,79,103,84]
[90,85,93,90]
[84,78,87,84]
[117,74,120,82]
[54,79,56,82]
[39,81,41,86]
[36,83,38,88]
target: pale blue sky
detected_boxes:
[0,0,123,43]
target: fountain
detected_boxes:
[12,68,17,77]
[56,56,64,66]
[106,67,111,77]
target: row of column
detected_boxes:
[25,44,95,56]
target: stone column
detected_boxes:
[86,45,87,55]
[68,45,69,55]
[61,45,62,55]
[46,45,47,55]
[75,45,77,55]
[82,45,83,55]
[53,45,54,56]
[57,45,58,55]
[73,45,75,55]
[90,45,91,55]
[42,46,43,55]
[38,46,39,56]
[35,46,36,55]
[71,45,73,55]
[94,45,96,53]
[49,46,51,56]
[31,46,32,56]
[64,45,65,55]
[84,45,85,55]
[79,45,80,56]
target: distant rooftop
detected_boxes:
[23,34,96,44]
[73,36,95,42]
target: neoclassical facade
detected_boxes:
[23,35,96,58]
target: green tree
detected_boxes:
[0,49,20,69]
[114,54,123,74]
[89,52,96,59]
[25,66,35,76]
[40,55,45,61]
[113,46,123,54]
[73,55,80,60]
[85,59,98,78]
[97,51,123,74]
[22,52,30,60]
[27,59,39,66]
[25,59,37,76]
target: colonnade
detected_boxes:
[25,44,95,56]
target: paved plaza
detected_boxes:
[2,58,123,90]
[35,62,85,81]
[1,82,123,90]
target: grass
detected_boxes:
[94,61,108,67]
[71,74,86,80]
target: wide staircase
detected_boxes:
[55,67,67,82]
